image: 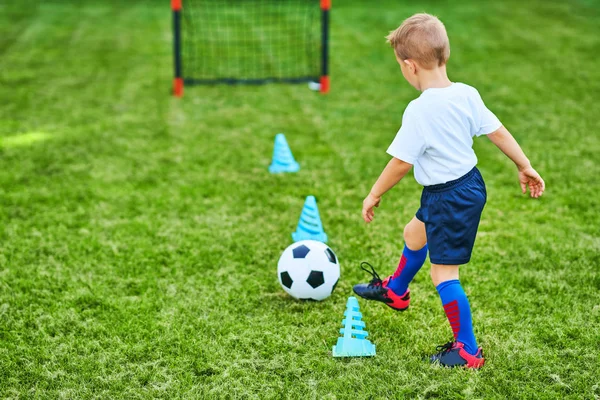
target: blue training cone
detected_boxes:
[292,195,328,243]
[332,297,376,357]
[269,133,300,173]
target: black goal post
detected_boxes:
[172,0,330,96]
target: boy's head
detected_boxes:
[386,14,450,87]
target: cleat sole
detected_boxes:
[353,289,409,312]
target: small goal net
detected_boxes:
[172,0,330,96]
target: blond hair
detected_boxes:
[386,13,450,69]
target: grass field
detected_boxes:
[1,0,599,398]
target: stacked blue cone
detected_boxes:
[292,195,328,243]
[269,133,300,173]
[332,297,376,357]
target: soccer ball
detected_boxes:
[277,240,340,301]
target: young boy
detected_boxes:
[353,13,545,368]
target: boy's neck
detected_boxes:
[417,65,452,92]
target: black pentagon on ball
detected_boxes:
[306,270,325,288]
[324,248,337,264]
[292,244,310,259]
[280,271,293,289]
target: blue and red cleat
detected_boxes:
[352,262,411,311]
[429,341,485,369]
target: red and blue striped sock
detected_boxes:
[436,279,478,355]
[386,244,428,295]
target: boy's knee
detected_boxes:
[403,224,412,241]
[430,264,459,287]
[403,223,426,250]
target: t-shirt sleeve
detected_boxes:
[473,89,502,136]
[386,107,426,164]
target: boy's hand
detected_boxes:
[362,193,381,223]
[519,166,545,198]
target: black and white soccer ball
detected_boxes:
[277,240,340,301]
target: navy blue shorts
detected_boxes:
[416,167,486,265]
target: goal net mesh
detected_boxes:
[181,0,321,85]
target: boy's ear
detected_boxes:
[404,59,417,74]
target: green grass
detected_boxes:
[1,0,599,398]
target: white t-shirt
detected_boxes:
[387,82,502,186]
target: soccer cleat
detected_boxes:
[352,262,411,311]
[429,341,485,369]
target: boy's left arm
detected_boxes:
[363,157,412,223]
[487,126,545,198]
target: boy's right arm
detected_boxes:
[362,157,412,223]
[487,126,545,198]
